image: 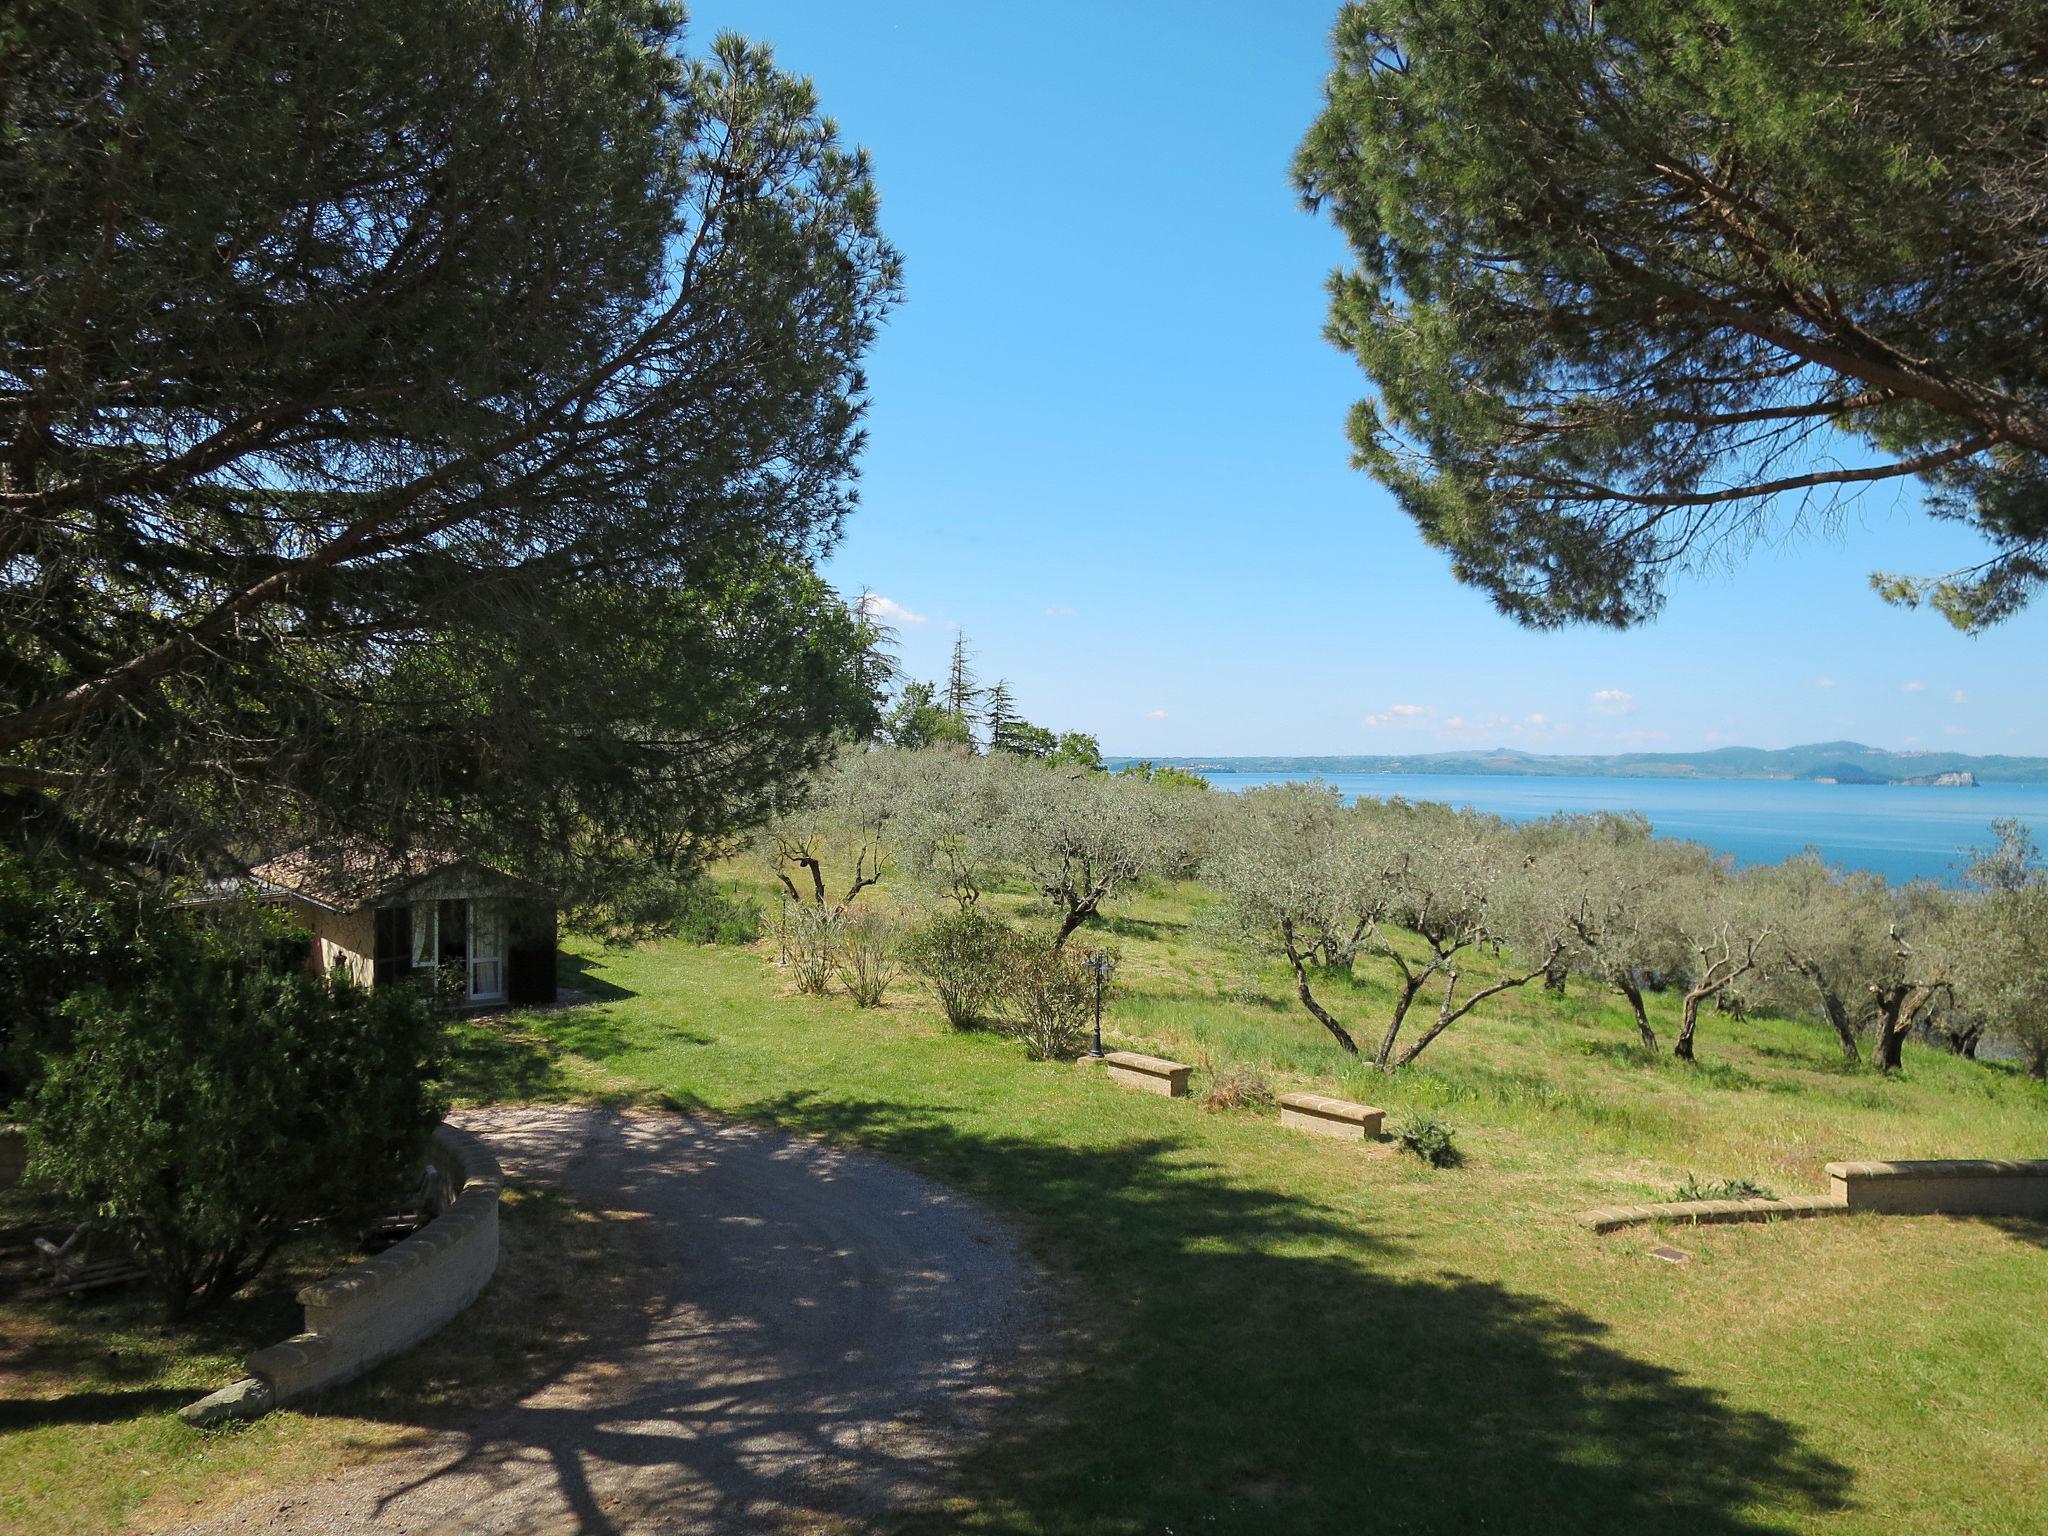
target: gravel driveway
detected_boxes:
[168,1105,1045,1535]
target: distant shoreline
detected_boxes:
[1102,741,2048,786]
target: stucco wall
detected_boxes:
[277,895,376,986]
[242,1123,502,1405]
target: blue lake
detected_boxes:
[1207,772,2048,885]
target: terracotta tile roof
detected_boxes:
[248,839,464,912]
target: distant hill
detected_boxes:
[1106,741,2046,784]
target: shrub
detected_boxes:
[1671,1174,1776,1203]
[1393,1117,1460,1168]
[900,908,1017,1027]
[835,907,900,1008]
[776,902,840,994]
[1198,1059,1275,1114]
[674,879,764,946]
[30,962,446,1315]
[1005,942,1099,1061]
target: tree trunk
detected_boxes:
[1614,970,1658,1051]
[1374,977,1427,1070]
[1872,1020,1907,1073]
[1806,973,1861,1064]
[1052,891,1105,950]
[1282,919,1358,1053]
[1543,959,1567,994]
[1674,989,1706,1061]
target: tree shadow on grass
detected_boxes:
[444,1006,707,1104]
[164,1097,1852,1536]
[555,949,638,1003]
[737,1092,1853,1536]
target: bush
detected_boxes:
[1671,1173,1776,1203]
[1198,1059,1275,1114]
[674,878,764,946]
[1393,1117,1460,1168]
[900,908,1017,1027]
[1004,942,1100,1061]
[776,902,840,994]
[30,962,446,1315]
[835,907,900,1008]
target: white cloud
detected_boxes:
[1044,605,1076,619]
[1952,689,1968,704]
[1902,680,1927,693]
[1362,703,1432,728]
[1808,676,1836,689]
[1591,689,1634,715]
[864,595,926,625]
[1146,709,1168,719]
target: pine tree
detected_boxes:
[982,679,1016,751]
[943,633,982,723]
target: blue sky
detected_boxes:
[693,0,2048,758]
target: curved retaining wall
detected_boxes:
[183,1122,501,1423]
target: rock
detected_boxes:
[179,1375,275,1426]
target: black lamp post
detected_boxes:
[1085,950,1115,1058]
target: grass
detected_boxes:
[425,872,2048,1534]
[7,870,2046,1534]
[0,1182,630,1535]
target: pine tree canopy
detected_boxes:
[1296,0,2048,632]
[1,0,900,881]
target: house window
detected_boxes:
[402,897,505,1004]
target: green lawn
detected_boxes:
[441,877,2048,1535]
[6,873,2042,1535]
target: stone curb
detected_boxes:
[180,1122,502,1425]
[1576,1194,1849,1233]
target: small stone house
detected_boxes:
[247,843,558,1008]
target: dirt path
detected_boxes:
[168,1105,1046,1535]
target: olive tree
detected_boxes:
[1953,886,2048,1078]
[894,749,1014,911]
[1752,854,1896,1065]
[992,757,1195,949]
[1516,813,1679,1050]
[1642,856,1777,1063]
[759,749,917,909]
[1206,782,1378,1054]
[1863,883,1959,1074]
[1359,801,1573,1071]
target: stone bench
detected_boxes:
[1102,1051,1191,1098]
[1825,1158,2048,1216]
[1278,1092,1384,1142]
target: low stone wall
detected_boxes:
[1577,1194,1847,1233]
[1826,1158,2048,1216]
[0,1124,25,1189]
[183,1122,501,1423]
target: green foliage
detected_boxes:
[1297,0,2048,631]
[673,880,765,947]
[1118,761,1213,791]
[1672,1174,1777,1204]
[775,902,841,996]
[833,907,901,1008]
[30,963,446,1314]
[1005,941,1103,1060]
[901,908,1020,1028]
[884,681,976,751]
[1393,1116,1460,1168]
[1052,731,1106,772]
[1,1,898,874]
